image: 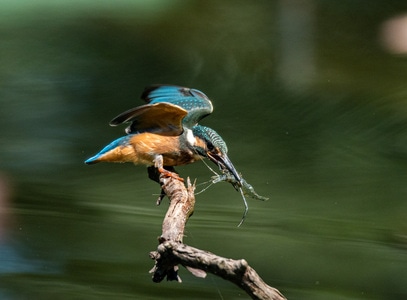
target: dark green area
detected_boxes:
[0,1,406,299]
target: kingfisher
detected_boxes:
[85,84,242,188]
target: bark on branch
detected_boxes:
[148,168,286,300]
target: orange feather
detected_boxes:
[90,132,201,167]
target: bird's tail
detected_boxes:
[84,135,133,164]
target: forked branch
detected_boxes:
[148,168,286,300]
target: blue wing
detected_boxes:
[141,85,213,129]
[110,85,213,134]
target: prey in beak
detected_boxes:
[206,151,242,189]
[192,125,268,226]
[206,149,251,227]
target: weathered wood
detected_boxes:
[157,241,286,300]
[159,176,195,243]
[149,171,286,299]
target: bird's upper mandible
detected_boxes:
[109,85,213,135]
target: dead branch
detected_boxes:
[148,169,286,300]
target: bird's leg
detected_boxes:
[154,155,184,182]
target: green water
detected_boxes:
[0,1,406,299]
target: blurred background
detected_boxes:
[0,0,407,299]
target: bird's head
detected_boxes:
[192,125,242,186]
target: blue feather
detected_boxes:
[84,135,131,164]
[141,85,213,128]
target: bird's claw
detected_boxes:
[154,155,184,182]
[158,167,184,182]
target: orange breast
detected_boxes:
[128,133,197,166]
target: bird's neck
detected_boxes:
[180,129,204,159]
[182,128,196,148]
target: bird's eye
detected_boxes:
[207,142,214,151]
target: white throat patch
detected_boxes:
[185,129,195,146]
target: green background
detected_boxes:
[0,1,406,299]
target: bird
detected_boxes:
[84,84,242,186]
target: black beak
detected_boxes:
[207,152,242,187]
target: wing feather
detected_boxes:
[141,85,213,128]
[110,102,187,136]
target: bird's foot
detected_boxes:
[154,155,184,182]
[158,167,184,182]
